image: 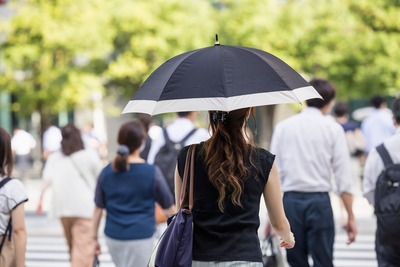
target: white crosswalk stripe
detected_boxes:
[26,235,116,267]
[26,234,378,267]
[334,234,377,267]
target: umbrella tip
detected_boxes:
[215,34,220,45]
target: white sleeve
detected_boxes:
[332,127,353,195]
[42,154,57,182]
[146,134,165,164]
[363,148,383,205]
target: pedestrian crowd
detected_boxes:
[0,81,399,267]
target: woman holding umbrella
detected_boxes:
[123,39,324,266]
[175,107,295,266]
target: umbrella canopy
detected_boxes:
[123,42,321,115]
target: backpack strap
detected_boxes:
[162,128,197,146]
[376,144,393,167]
[0,177,12,254]
[179,128,197,146]
[0,177,11,189]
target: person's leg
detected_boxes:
[375,229,400,267]
[306,193,334,267]
[106,236,154,267]
[71,218,94,267]
[283,193,310,267]
[60,217,76,256]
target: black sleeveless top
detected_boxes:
[177,142,275,262]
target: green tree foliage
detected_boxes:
[212,0,400,99]
[0,0,114,126]
[0,0,216,126]
[103,0,217,97]
[0,0,398,128]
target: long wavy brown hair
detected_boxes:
[203,107,256,212]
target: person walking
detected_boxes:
[333,101,366,195]
[146,111,209,194]
[175,107,295,266]
[37,124,102,267]
[41,123,62,160]
[361,95,396,153]
[270,78,357,267]
[363,97,400,266]
[92,120,175,267]
[0,127,28,267]
[11,127,37,180]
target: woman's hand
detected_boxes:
[94,239,102,256]
[36,200,43,215]
[279,232,295,249]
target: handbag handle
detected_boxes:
[180,144,196,212]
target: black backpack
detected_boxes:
[154,128,197,194]
[375,144,400,245]
[0,177,12,254]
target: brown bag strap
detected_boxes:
[179,144,196,212]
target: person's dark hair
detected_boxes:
[177,111,192,117]
[0,128,13,177]
[61,124,84,156]
[333,102,349,118]
[113,120,145,172]
[392,97,400,124]
[371,95,385,109]
[203,107,255,212]
[306,78,336,109]
[137,114,152,133]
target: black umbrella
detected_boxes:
[123,37,321,115]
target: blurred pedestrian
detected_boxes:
[42,124,62,160]
[82,123,102,151]
[11,127,37,180]
[363,97,400,266]
[0,127,28,267]
[361,95,396,153]
[92,120,175,267]
[37,124,102,267]
[137,114,162,161]
[333,102,366,194]
[147,111,209,194]
[175,108,295,266]
[270,78,357,267]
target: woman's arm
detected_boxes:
[12,203,27,267]
[92,207,103,255]
[174,166,183,209]
[36,180,51,214]
[263,163,295,248]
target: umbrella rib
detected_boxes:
[217,46,228,110]
[238,47,303,104]
[155,49,200,101]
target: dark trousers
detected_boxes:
[375,229,400,267]
[283,192,334,267]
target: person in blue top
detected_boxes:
[92,120,175,267]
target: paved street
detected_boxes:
[23,178,378,267]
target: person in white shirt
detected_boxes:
[11,128,37,180]
[146,111,209,195]
[361,95,396,153]
[270,78,357,267]
[147,112,209,165]
[37,124,103,267]
[42,124,62,159]
[363,97,400,265]
[0,127,28,267]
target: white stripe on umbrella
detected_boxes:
[122,86,319,116]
